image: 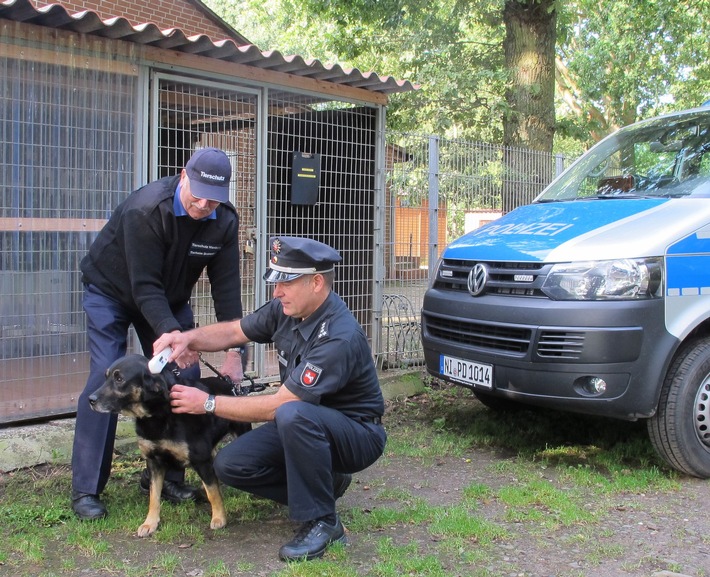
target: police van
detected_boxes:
[421,106,710,477]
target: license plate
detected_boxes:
[440,355,493,389]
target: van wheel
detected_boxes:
[648,337,710,478]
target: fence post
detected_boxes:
[427,135,440,278]
[372,106,387,360]
[555,153,566,177]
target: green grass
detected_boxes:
[429,505,508,543]
[497,477,594,528]
[371,539,454,577]
[0,377,693,576]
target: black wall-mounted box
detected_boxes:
[290,151,321,205]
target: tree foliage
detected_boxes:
[205,0,509,141]
[205,0,710,153]
[556,0,710,148]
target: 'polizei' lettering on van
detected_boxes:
[482,222,573,236]
[200,171,226,182]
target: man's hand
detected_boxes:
[170,384,209,414]
[154,331,198,368]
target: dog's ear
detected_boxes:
[143,370,170,399]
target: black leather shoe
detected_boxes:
[279,516,346,561]
[333,472,352,500]
[71,491,107,520]
[139,469,203,504]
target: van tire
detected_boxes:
[648,337,710,478]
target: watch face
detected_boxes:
[204,395,216,413]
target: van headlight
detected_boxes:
[541,258,663,300]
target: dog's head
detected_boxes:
[89,354,170,418]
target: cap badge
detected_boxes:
[272,238,282,254]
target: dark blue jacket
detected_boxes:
[81,175,242,335]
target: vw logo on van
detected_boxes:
[467,263,489,296]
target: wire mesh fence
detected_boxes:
[0,33,137,423]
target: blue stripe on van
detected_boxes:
[667,233,710,255]
[666,255,710,293]
[444,199,665,262]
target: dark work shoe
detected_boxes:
[333,472,352,500]
[139,469,203,504]
[279,516,346,561]
[71,491,107,520]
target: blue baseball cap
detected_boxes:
[185,148,232,203]
[263,236,342,282]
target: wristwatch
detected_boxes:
[204,394,216,414]
[226,347,245,355]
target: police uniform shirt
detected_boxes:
[240,291,384,419]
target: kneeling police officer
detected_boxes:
[155,236,386,561]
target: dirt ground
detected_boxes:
[353,453,710,577]
[62,448,710,577]
[4,387,710,577]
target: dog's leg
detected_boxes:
[204,481,227,530]
[138,466,164,537]
[194,462,227,530]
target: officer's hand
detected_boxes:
[170,384,208,414]
[154,331,198,368]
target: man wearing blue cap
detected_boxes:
[155,236,386,561]
[71,148,244,520]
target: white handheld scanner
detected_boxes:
[148,346,173,374]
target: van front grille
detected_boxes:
[537,331,585,359]
[423,312,531,354]
[434,259,552,298]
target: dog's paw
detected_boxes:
[210,515,227,530]
[137,522,158,537]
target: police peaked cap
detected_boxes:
[263,236,342,282]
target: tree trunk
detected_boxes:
[502,0,557,212]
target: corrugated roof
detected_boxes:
[0,0,416,96]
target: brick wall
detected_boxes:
[32,0,241,43]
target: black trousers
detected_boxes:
[214,401,386,522]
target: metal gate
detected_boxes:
[150,76,384,382]
[149,74,262,375]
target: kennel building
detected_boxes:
[0,0,415,424]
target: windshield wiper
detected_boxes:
[593,193,653,199]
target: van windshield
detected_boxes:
[537,110,710,202]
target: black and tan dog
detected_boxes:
[89,354,250,537]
